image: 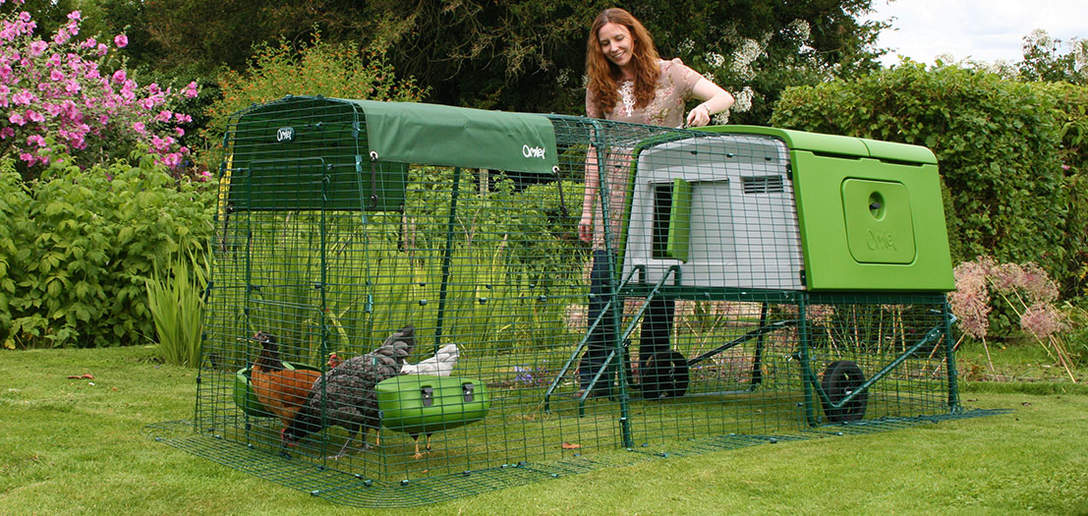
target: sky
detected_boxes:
[861,0,1088,66]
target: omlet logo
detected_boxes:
[522,144,546,159]
[276,127,294,142]
[866,229,897,252]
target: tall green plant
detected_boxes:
[147,250,209,367]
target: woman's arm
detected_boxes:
[579,149,599,244]
[684,78,735,127]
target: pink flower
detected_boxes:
[8,112,25,125]
[162,152,182,168]
[67,11,82,21]
[174,113,192,123]
[183,81,198,98]
[27,134,45,146]
[96,43,107,56]
[156,110,172,122]
[174,127,185,137]
[53,30,71,45]
[113,34,127,48]
[1020,303,1066,340]
[111,69,126,84]
[0,127,13,139]
[25,109,43,123]
[98,114,109,125]
[132,121,145,133]
[949,257,993,339]
[11,89,34,104]
[50,69,64,81]
[28,40,47,56]
[81,37,97,49]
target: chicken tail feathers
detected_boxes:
[376,324,415,367]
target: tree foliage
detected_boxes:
[96,0,885,121]
[1016,30,1088,85]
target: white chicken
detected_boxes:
[400,343,459,376]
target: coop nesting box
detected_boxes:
[163,96,982,508]
[621,126,954,292]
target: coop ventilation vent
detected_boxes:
[742,175,785,194]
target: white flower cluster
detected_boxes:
[731,37,766,81]
[1073,39,1088,73]
[733,86,754,113]
[678,38,695,55]
[556,68,570,87]
[784,19,811,43]
[705,52,725,68]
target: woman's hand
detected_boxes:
[685,104,711,127]
[578,213,594,243]
[687,79,735,128]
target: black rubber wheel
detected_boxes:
[820,360,868,423]
[640,350,690,399]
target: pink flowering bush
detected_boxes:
[0,1,200,178]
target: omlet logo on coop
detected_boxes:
[276,127,294,143]
[522,144,546,159]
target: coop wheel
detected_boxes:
[820,360,868,423]
[641,350,690,399]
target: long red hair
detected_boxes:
[586,8,660,117]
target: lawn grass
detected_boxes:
[1,345,1086,514]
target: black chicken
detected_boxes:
[281,325,415,458]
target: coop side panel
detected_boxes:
[790,151,954,291]
[621,134,804,290]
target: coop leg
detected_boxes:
[749,302,769,389]
[798,296,819,427]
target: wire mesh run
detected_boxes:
[175,97,972,505]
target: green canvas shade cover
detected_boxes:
[224,97,559,212]
[348,99,559,175]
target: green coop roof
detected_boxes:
[343,98,559,174]
[701,125,938,164]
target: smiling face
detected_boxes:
[597,22,635,73]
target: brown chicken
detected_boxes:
[282,325,415,458]
[250,332,332,429]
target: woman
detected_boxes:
[577,7,734,398]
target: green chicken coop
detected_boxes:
[155,96,991,507]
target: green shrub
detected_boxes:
[771,63,1073,304]
[1037,82,1088,295]
[1,154,214,348]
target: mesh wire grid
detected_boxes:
[161,97,988,507]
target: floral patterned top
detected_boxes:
[583,58,706,250]
[585,58,705,127]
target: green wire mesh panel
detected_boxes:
[159,98,982,507]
